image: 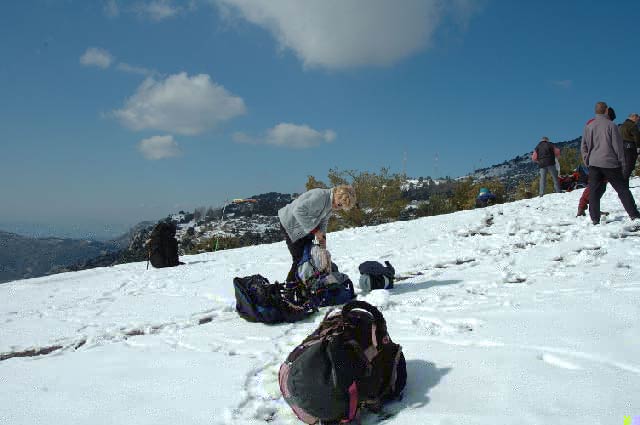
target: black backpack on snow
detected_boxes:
[279,300,406,424]
[233,274,315,324]
[358,261,395,294]
[148,222,180,268]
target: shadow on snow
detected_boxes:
[391,279,463,295]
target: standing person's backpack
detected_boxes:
[279,301,406,424]
[233,274,315,324]
[358,261,395,294]
[148,222,180,268]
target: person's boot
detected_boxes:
[576,207,586,217]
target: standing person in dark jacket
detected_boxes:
[278,185,357,282]
[532,136,561,196]
[581,101,640,224]
[620,113,640,180]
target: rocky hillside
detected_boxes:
[50,193,296,277]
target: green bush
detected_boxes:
[326,167,409,229]
[558,147,581,175]
[415,194,455,217]
[450,178,506,210]
[305,175,328,190]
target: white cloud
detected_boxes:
[104,0,199,21]
[551,80,573,89]
[103,0,120,18]
[79,47,114,69]
[113,72,246,135]
[234,123,336,149]
[80,48,155,76]
[215,0,479,69]
[116,62,154,76]
[137,135,182,160]
[135,0,180,21]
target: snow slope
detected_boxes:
[2,182,640,425]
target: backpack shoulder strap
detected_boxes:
[299,241,314,265]
[342,301,388,342]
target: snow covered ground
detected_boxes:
[2,182,640,425]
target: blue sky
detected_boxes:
[1,0,640,239]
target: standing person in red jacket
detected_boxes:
[577,106,616,216]
[581,101,640,224]
[532,137,561,196]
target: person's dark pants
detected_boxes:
[623,145,638,180]
[281,224,314,282]
[588,166,640,224]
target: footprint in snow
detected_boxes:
[412,317,481,335]
[538,353,582,370]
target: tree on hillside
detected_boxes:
[450,178,506,210]
[305,175,328,191]
[415,194,455,217]
[193,206,207,222]
[514,180,534,200]
[325,167,408,229]
[205,207,218,221]
[558,147,581,174]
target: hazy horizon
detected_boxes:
[0,219,147,241]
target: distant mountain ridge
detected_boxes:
[0,231,119,283]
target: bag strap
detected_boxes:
[299,241,315,266]
[342,301,385,331]
[342,301,388,353]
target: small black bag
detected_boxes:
[233,274,314,324]
[358,261,395,294]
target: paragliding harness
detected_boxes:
[285,242,355,309]
[557,165,589,192]
[147,221,181,269]
[233,274,316,324]
[279,300,406,424]
[574,164,589,188]
[557,174,578,191]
